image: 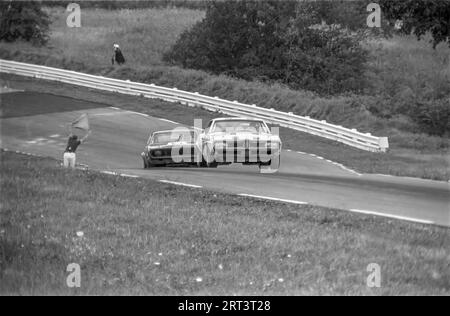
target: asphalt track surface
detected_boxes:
[1,92,449,226]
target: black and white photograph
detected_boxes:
[0,0,449,300]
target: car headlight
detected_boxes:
[265,141,280,150]
[214,141,226,150]
[263,141,274,148]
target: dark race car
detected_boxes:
[141,128,200,168]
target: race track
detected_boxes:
[1,92,449,226]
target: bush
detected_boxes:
[164,1,368,95]
[281,15,368,94]
[0,1,50,45]
[410,98,450,136]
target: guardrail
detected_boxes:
[0,59,388,152]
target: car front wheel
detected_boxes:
[271,153,281,169]
[259,154,281,172]
[203,146,218,168]
[144,158,155,169]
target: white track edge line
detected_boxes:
[0,149,441,225]
[159,118,180,125]
[159,180,202,188]
[348,209,435,225]
[239,193,308,205]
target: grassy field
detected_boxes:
[0,6,448,180]
[49,7,204,67]
[0,150,449,295]
[364,36,450,102]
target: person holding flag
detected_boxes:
[63,113,91,168]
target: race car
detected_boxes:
[197,118,282,170]
[141,128,200,168]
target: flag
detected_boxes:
[72,113,90,131]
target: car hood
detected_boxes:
[209,132,280,142]
[147,141,195,149]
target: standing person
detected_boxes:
[112,43,126,65]
[63,131,91,169]
[64,113,91,169]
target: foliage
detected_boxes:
[0,1,50,45]
[410,98,450,136]
[42,0,207,10]
[281,4,369,94]
[164,1,368,94]
[380,0,450,48]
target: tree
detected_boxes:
[410,98,450,136]
[164,0,368,94]
[0,1,50,45]
[379,0,450,47]
[281,3,369,94]
[164,0,297,79]
[310,0,450,48]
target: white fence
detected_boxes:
[0,59,388,152]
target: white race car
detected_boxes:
[197,118,282,170]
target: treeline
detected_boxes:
[42,0,207,10]
[0,1,50,45]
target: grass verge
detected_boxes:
[0,150,449,295]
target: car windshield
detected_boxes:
[151,131,195,144]
[212,121,268,134]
